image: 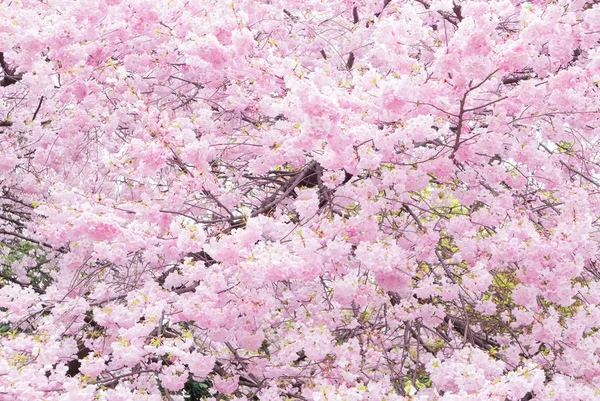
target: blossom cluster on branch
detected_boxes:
[2,0,600,400]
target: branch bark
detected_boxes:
[0,52,22,87]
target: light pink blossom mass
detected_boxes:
[2,0,600,400]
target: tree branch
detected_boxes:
[0,52,22,87]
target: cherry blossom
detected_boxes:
[2,0,600,400]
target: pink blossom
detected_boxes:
[213,375,239,394]
[1,0,600,399]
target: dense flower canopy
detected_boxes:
[2,0,600,399]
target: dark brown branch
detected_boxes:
[352,6,359,24]
[32,96,44,122]
[463,96,507,113]
[452,2,463,22]
[251,161,317,218]
[560,160,600,186]
[502,74,534,85]
[346,52,355,70]
[0,52,22,87]
[450,69,499,157]
[406,322,436,356]
[414,0,430,9]
[0,273,45,294]
[186,250,217,266]
[444,316,499,350]
[241,113,261,127]
[0,229,66,253]
[94,369,156,386]
[314,163,333,209]
[375,0,392,18]
[451,95,467,154]
[283,9,299,22]
[0,214,27,228]
[403,204,425,232]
